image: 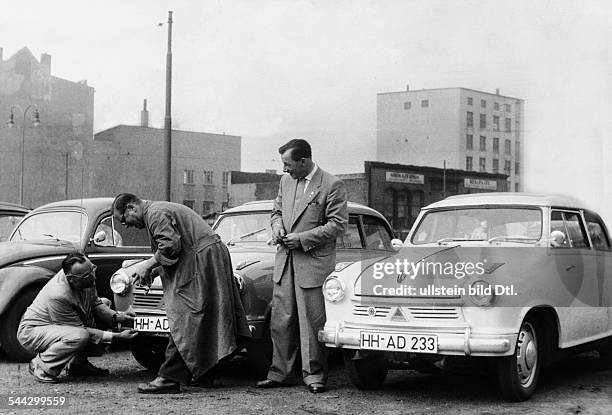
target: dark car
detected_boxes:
[112,200,399,377]
[0,198,152,361]
[0,202,29,242]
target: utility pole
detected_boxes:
[163,10,173,201]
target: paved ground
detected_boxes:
[0,349,610,414]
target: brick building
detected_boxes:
[0,47,94,207]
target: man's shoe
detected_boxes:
[138,377,180,394]
[67,360,110,376]
[255,379,292,389]
[307,383,326,394]
[189,375,214,388]
[28,360,59,384]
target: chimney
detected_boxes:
[406,83,410,91]
[40,53,51,70]
[495,88,500,95]
[140,99,149,127]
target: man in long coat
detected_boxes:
[113,193,251,394]
[256,139,347,393]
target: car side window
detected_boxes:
[584,211,611,251]
[564,212,589,248]
[100,216,150,247]
[550,211,569,248]
[362,215,393,250]
[336,217,362,249]
[550,210,589,249]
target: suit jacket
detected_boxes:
[271,167,348,288]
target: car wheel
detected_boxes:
[343,350,388,389]
[247,327,272,379]
[497,318,540,401]
[130,335,168,372]
[0,287,38,362]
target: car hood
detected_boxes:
[0,240,77,268]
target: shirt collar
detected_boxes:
[303,163,318,182]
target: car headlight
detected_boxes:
[468,280,496,306]
[110,269,132,296]
[323,275,345,303]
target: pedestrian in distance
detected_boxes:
[255,138,348,394]
[112,193,251,394]
[18,252,137,383]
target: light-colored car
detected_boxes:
[318,193,612,401]
[0,202,29,242]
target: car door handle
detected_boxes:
[565,265,576,271]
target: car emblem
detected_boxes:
[367,307,376,317]
[391,308,407,321]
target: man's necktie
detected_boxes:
[292,178,306,219]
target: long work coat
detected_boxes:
[143,201,251,378]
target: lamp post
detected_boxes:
[7,104,41,206]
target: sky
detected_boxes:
[1,0,611,221]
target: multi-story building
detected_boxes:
[0,47,94,207]
[377,87,524,192]
[92,105,241,216]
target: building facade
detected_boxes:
[92,124,241,216]
[377,87,524,192]
[0,47,94,207]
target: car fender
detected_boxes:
[0,266,54,316]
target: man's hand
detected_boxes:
[116,311,136,325]
[282,233,301,250]
[272,225,286,244]
[130,258,156,287]
[112,329,138,344]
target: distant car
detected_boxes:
[0,202,29,242]
[112,200,400,377]
[318,193,612,401]
[0,198,152,361]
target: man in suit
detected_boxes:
[256,139,347,393]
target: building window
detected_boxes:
[515,162,520,175]
[421,99,429,108]
[505,139,512,154]
[493,115,500,131]
[466,111,473,127]
[222,171,230,187]
[494,102,500,111]
[479,113,486,129]
[479,157,486,172]
[515,183,519,192]
[504,160,512,175]
[515,120,520,139]
[505,103,512,113]
[467,97,473,105]
[203,170,214,185]
[479,136,486,151]
[202,201,215,214]
[466,134,473,150]
[493,137,499,153]
[183,200,195,210]
[492,159,499,173]
[505,117,512,132]
[480,99,486,108]
[183,169,194,185]
[515,140,520,157]
[466,156,473,171]
[403,101,411,110]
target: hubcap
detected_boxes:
[516,322,538,386]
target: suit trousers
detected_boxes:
[17,325,91,377]
[267,253,328,385]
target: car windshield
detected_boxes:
[411,207,542,245]
[10,211,87,244]
[214,212,272,244]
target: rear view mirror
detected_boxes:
[391,238,403,251]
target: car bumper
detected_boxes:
[318,323,516,356]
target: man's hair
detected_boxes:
[278,139,312,160]
[113,193,141,213]
[62,252,87,275]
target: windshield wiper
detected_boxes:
[487,236,539,244]
[43,233,61,241]
[436,237,471,245]
[227,227,267,246]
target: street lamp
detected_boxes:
[6,104,41,205]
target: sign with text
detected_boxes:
[464,178,497,190]
[386,171,424,184]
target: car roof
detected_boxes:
[221,200,388,220]
[0,201,30,214]
[29,198,114,217]
[424,192,586,210]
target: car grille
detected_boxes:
[134,292,164,310]
[406,307,459,320]
[353,305,392,318]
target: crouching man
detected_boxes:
[17,252,137,383]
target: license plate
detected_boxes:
[134,316,170,333]
[359,331,438,353]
